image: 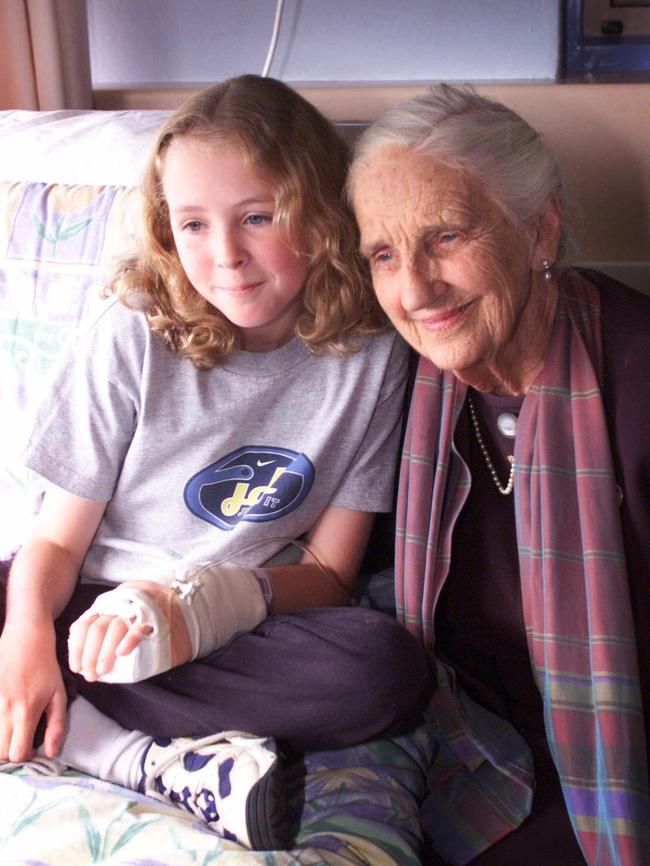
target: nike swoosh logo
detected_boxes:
[256,459,275,467]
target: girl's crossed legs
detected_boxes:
[0,563,432,848]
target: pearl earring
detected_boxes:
[541,259,553,282]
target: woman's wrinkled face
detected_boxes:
[351,147,535,377]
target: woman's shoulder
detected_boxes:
[581,268,650,415]
[580,268,650,339]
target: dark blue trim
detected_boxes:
[563,0,650,76]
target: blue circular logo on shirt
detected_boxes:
[184,446,315,530]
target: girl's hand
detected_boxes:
[0,485,108,759]
[68,607,147,682]
[0,621,67,762]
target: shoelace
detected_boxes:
[143,730,265,792]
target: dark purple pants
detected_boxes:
[1,562,432,753]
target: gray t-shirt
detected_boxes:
[25,299,408,585]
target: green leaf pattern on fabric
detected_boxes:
[0,724,433,866]
[33,213,94,256]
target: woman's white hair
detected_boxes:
[348,83,574,261]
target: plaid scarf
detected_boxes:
[396,270,650,865]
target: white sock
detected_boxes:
[57,696,151,791]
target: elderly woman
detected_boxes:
[348,85,650,866]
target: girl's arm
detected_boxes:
[0,485,106,762]
[265,505,376,613]
[67,504,377,684]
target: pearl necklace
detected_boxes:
[467,394,515,495]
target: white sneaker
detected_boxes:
[139,731,288,850]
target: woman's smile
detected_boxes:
[352,148,547,388]
[417,299,475,333]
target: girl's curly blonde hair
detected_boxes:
[109,74,386,368]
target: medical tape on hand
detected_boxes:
[82,563,268,683]
[80,584,175,683]
[80,585,169,642]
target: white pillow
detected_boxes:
[0,109,171,187]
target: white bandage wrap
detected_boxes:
[180,561,269,660]
[81,585,174,683]
[82,562,268,684]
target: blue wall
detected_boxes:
[87,0,560,85]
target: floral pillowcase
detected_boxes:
[0,180,143,557]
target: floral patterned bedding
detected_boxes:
[0,725,434,865]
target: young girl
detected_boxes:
[0,76,430,851]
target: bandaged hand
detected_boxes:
[67,563,269,683]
